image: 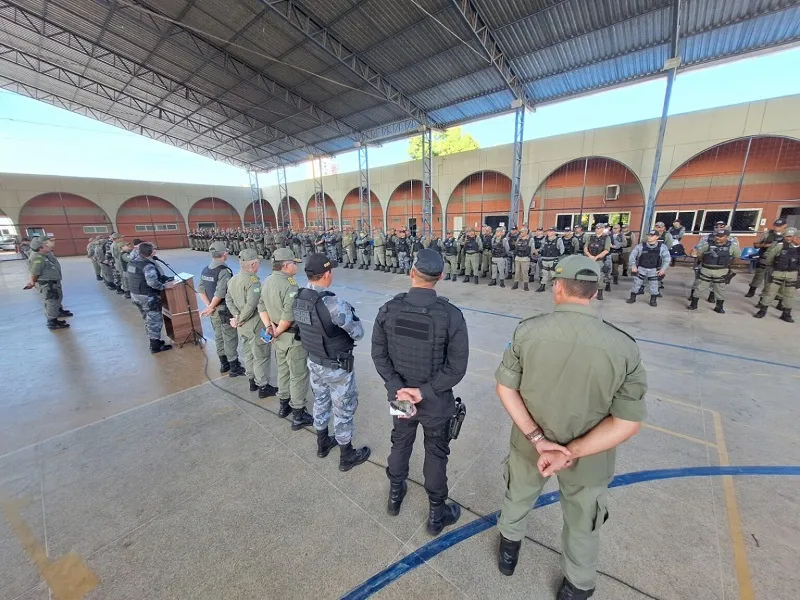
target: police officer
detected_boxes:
[561,228,577,256]
[119,239,133,300]
[536,227,564,292]
[462,229,481,284]
[489,228,509,288]
[342,228,356,269]
[96,235,115,289]
[385,228,397,273]
[373,228,386,271]
[621,225,636,277]
[754,227,798,323]
[746,218,787,298]
[371,249,469,533]
[653,221,675,249]
[494,255,647,600]
[259,247,316,429]
[226,249,278,398]
[584,224,611,300]
[87,237,103,281]
[572,225,588,255]
[506,226,520,277]
[480,226,493,277]
[626,230,671,307]
[125,242,172,352]
[112,233,128,296]
[396,229,411,275]
[442,231,459,281]
[356,230,371,269]
[292,254,370,471]
[669,220,686,242]
[513,227,533,291]
[608,224,627,285]
[24,236,72,329]
[199,241,246,377]
[688,228,740,314]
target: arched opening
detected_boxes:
[305,194,338,229]
[446,171,517,232]
[387,180,442,236]
[189,197,242,230]
[18,193,113,256]
[243,200,278,228]
[341,189,382,231]
[529,158,644,235]
[655,136,800,248]
[117,195,187,249]
[277,197,304,230]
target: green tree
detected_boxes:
[408,127,480,159]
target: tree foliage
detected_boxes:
[408,127,480,159]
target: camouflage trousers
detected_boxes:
[115,261,129,292]
[101,262,114,284]
[112,266,122,288]
[397,251,410,271]
[308,361,358,444]
[131,293,164,340]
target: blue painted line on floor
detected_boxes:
[340,465,800,600]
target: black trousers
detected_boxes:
[387,415,451,503]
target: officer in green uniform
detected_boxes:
[688,228,740,314]
[258,248,315,429]
[226,249,278,399]
[494,255,647,600]
[25,236,72,329]
[754,227,798,323]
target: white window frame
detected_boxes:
[82,225,109,234]
[136,224,178,232]
[197,222,217,229]
[730,208,762,234]
[698,209,732,233]
[653,210,698,231]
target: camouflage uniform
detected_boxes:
[130,261,167,339]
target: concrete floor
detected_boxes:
[1,249,799,600]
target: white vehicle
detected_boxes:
[0,236,17,251]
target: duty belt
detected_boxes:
[308,352,354,372]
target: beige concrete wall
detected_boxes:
[2,93,800,231]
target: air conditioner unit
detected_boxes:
[605,185,620,201]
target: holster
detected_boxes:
[147,295,163,312]
[217,304,232,321]
[337,351,354,373]
[447,398,466,441]
[41,281,59,300]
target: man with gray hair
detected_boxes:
[125,242,173,353]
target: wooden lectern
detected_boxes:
[161,273,203,346]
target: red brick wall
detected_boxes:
[305,194,338,229]
[277,197,304,229]
[188,197,242,230]
[117,195,187,249]
[341,189,383,230]
[19,193,113,256]
[243,200,278,228]
[446,171,519,231]
[387,180,442,233]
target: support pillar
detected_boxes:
[312,157,326,228]
[277,166,291,228]
[248,170,265,229]
[421,128,433,237]
[509,105,525,230]
[357,143,371,231]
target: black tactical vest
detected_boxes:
[637,242,663,269]
[587,235,606,256]
[702,240,733,268]
[126,259,159,296]
[507,233,519,251]
[515,238,531,257]
[482,234,492,250]
[758,230,782,257]
[540,237,561,258]
[386,237,396,251]
[379,293,450,386]
[775,244,800,272]
[413,238,424,252]
[533,235,545,250]
[562,236,575,255]
[464,238,480,253]
[293,288,355,360]
[624,232,633,247]
[396,237,410,253]
[443,238,458,255]
[491,238,506,257]
[201,263,232,302]
[669,227,683,239]
[575,233,586,253]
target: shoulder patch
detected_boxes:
[287,276,296,286]
[250,275,260,282]
[602,319,637,343]
[33,258,42,264]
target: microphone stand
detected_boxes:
[155,257,205,348]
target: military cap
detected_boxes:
[209,241,228,253]
[413,248,444,277]
[547,226,556,231]
[715,228,731,236]
[647,229,659,236]
[785,227,797,237]
[29,236,51,250]
[305,253,336,275]
[774,218,787,226]
[273,247,301,262]
[239,248,259,261]
[111,232,122,239]
[594,222,605,229]
[552,255,600,282]
[655,221,665,227]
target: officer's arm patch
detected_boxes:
[250,275,260,282]
[287,276,296,285]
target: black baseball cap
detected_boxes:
[774,218,787,226]
[305,253,336,275]
[413,248,444,276]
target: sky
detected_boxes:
[1,46,799,188]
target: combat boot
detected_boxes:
[744,286,757,298]
[754,305,767,318]
[462,276,471,283]
[613,275,619,285]
[556,577,595,600]
[781,309,795,323]
[116,288,125,295]
[523,283,529,291]
[46,318,70,330]
[688,296,699,310]
[277,398,292,418]
[604,281,611,292]
[499,279,505,288]
[497,535,521,576]
[626,292,637,304]
[536,284,546,292]
[150,339,172,353]
[444,274,451,281]
[219,356,231,374]
[488,279,497,287]
[228,359,246,377]
[58,308,74,317]
[512,282,519,290]
[473,276,479,284]
[374,265,380,271]
[124,292,131,299]
[249,378,258,392]
[258,382,279,399]
[387,480,407,516]
[649,296,658,307]
[316,429,337,458]
[96,275,103,281]
[596,289,604,301]
[714,300,726,314]
[776,299,785,311]
[707,291,716,303]
[339,443,371,472]
[426,499,461,535]
[291,407,314,431]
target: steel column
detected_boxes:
[731,136,753,216]
[248,171,265,229]
[358,144,372,231]
[421,129,433,237]
[277,166,291,228]
[312,157,326,228]
[509,105,525,229]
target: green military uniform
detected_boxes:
[373,231,386,269]
[203,255,240,363]
[259,251,310,411]
[226,250,271,387]
[342,231,356,267]
[87,239,102,280]
[690,232,740,310]
[755,231,798,322]
[28,240,65,322]
[495,255,647,593]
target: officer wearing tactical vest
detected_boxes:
[561,228,577,256]
[536,227,565,292]
[573,225,588,255]
[746,218,787,298]
[292,254,371,471]
[506,226,520,277]
[494,254,647,600]
[24,236,73,329]
[626,230,671,307]
[258,247,316,430]
[669,220,685,242]
[489,228,510,288]
[371,249,469,534]
[442,231,460,281]
[754,227,798,323]
[199,241,245,377]
[481,226,493,277]
[226,249,278,398]
[126,242,173,353]
[688,228,740,313]
[396,229,411,275]
[584,224,612,300]
[513,228,533,291]
[462,229,481,284]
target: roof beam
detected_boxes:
[259,0,433,128]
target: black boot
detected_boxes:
[387,480,407,516]
[613,275,619,285]
[426,499,461,535]
[462,276,470,283]
[557,577,595,600]
[523,283,529,291]
[249,378,258,392]
[604,281,611,292]
[150,339,172,353]
[626,292,636,304]
[714,300,726,314]
[596,289,604,301]
[497,535,521,576]
[374,265,380,271]
[499,279,505,288]
[637,288,645,295]
[46,318,70,330]
[754,305,767,319]
[58,308,74,317]
[536,284,545,292]
[124,292,131,299]
[781,309,795,323]
[473,276,479,284]
[278,398,292,418]
[622,268,628,277]
[116,288,126,295]
[707,291,716,303]
[488,279,497,287]
[258,383,279,399]
[776,299,785,311]
[512,282,519,290]
[316,429,337,458]
[744,286,756,298]
[444,274,451,281]
[219,356,231,374]
[688,296,699,310]
[649,295,658,307]
[96,275,103,281]
[339,443,371,472]
[228,359,246,377]
[291,407,314,431]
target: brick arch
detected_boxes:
[243,200,277,228]
[387,180,442,236]
[305,194,338,229]
[528,157,645,233]
[189,197,242,230]
[446,170,516,232]
[341,188,382,231]
[19,193,113,256]
[117,195,187,249]
[277,197,304,230]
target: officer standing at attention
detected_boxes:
[342,228,356,269]
[442,230,460,281]
[462,228,482,284]
[626,230,671,307]
[489,227,509,288]
[292,254,371,471]
[754,227,798,323]
[24,236,73,329]
[258,248,316,430]
[199,241,246,377]
[584,224,611,300]
[226,249,278,398]
[125,242,172,352]
[688,228,740,314]
[371,249,469,533]
[87,237,103,281]
[494,255,647,600]
[373,228,387,271]
[512,227,533,291]
[536,226,564,292]
[746,218,787,298]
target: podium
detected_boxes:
[161,273,203,346]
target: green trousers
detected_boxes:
[464,253,481,276]
[91,260,101,277]
[240,324,271,386]
[514,257,530,284]
[759,271,797,309]
[274,337,310,409]
[444,255,458,276]
[692,266,728,300]
[210,309,240,361]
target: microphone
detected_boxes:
[152,256,167,264]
